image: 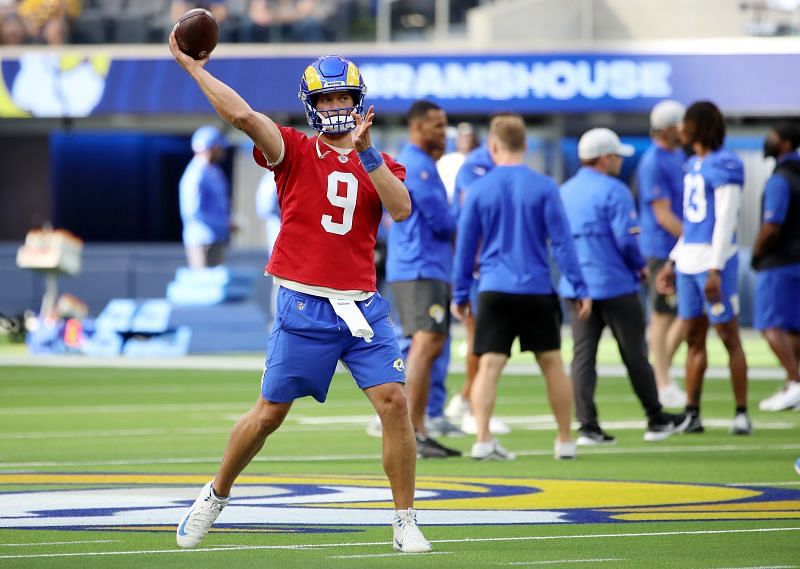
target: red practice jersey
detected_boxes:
[253,125,406,291]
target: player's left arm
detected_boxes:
[753,175,789,261]
[709,183,742,270]
[452,189,481,314]
[351,106,411,221]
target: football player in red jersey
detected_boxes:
[169,32,432,554]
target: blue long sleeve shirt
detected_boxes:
[387,143,456,283]
[453,164,588,304]
[452,145,494,221]
[558,167,645,300]
[179,155,231,246]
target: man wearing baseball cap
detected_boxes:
[559,127,689,446]
[636,100,689,409]
[180,125,232,268]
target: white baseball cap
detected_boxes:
[578,128,635,160]
[650,100,686,130]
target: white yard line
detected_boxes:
[0,540,120,547]
[328,551,451,559]
[503,559,623,566]
[2,442,800,469]
[0,355,786,381]
[0,527,797,560]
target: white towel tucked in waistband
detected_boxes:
[329,298,374,343]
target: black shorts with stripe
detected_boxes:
[473,291,562,356]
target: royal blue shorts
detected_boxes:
[261,288,405,403]
[677,256,739,325]
[754,263,800,332]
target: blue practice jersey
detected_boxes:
[387,143,456,283]
[179,156,231,246]
[452,145,494,221]
[636,143,685,259]
[558,167,645,300]
[673,148,744,274]
[453,164,587,303]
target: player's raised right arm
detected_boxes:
[169,31,282,164]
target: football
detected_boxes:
[174,8,219,60]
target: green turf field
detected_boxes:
[0,363,798,568]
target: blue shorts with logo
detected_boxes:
[754,263,800,332]
[261,288,405,403]
[677,256,739,325]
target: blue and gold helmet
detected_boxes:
[298,55,366,134]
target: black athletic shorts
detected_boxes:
[474,291,562,355]
[390,279,451,336]
[647,257,678,316]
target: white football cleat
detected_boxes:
[176,481,229,549]
[759,382,800,412]
[460,413,511,435]
[658,383,687,408]
[444,393,470,422]
[554,440,577,460]
[392,508,432,553]
[471,439,516,461]
[366,414,383,437]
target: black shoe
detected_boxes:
[644,412,690,442]
[576,426,616,446]
[684,413,705,433]
[415,435,460,458]
[424,435,462,457]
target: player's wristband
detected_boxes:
[358,146,384,173]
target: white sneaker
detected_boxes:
[445,393,470,422]
[730,412,753,436]
[392,508,432,553]
[176,481,229,548]
[366,414,383,437]
[759,382,800,412]
[460,413,512,435]
[554,440,577,460]
[471,439,516,460]
[426,415,466,438]
[658,383,687,408]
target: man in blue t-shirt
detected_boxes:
[657,101,751,435]
[636,100,688,409]
[452,113,591,461]
[179,125,232,268]
[387,100,460,459]
[561,128,689,446]
[753,123,800,412]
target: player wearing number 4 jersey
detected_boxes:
[169,32,431,554]
[657,101,751,436]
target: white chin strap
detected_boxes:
[319,114,355,133]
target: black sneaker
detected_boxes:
[576,426,616,446]
[415,435,461,458]
[644,412,691,442]
[424,435,462,457]
[684,413,705,433]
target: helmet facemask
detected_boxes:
[299,56,367,135]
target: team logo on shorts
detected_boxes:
[428,304,445,324]
[710,302,725,316]
[296,301,305,311]
[392,357,405,371]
